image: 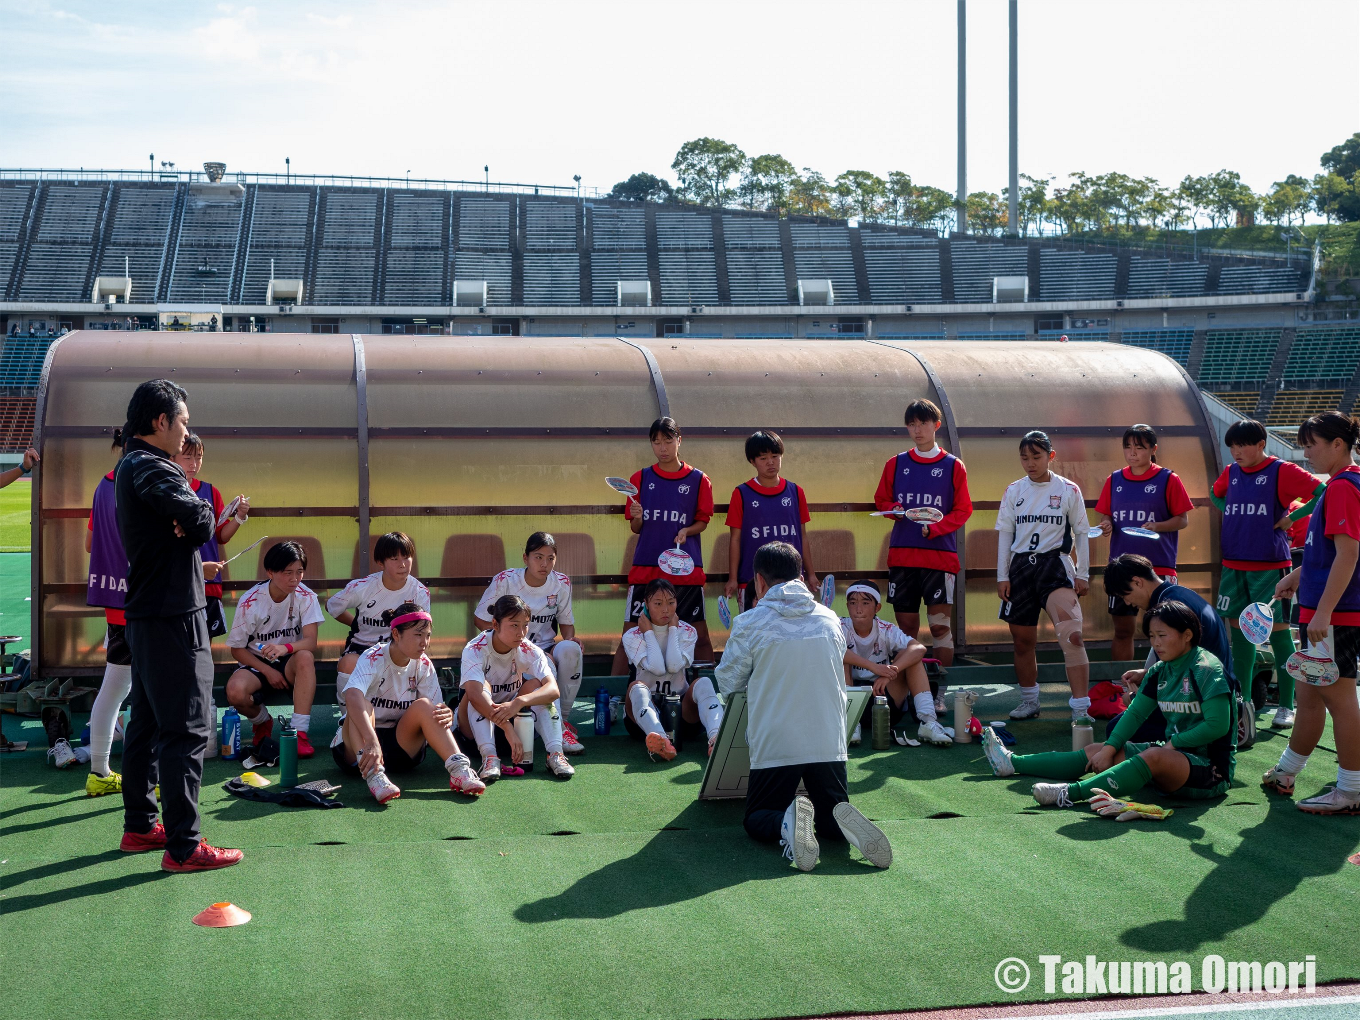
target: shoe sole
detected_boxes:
[646,734,677,760]
[1298,802,1360,815]
[86,784,122,797]
[120,840,167,853]
[1261,780,1294,797]
[833,802,891,868]
[161,856,243,873]
[790,797,818,872]
[981,733,1015,776]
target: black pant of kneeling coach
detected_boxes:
[743,760,850,844]
[123,609,215,862]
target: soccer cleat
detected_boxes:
[295,731,315,758]
[546,751,576,778]
[1261,764,1297,796]
[447,754,486,796]
[365,768,402,804]
[833,802,892,868]
[981,725,1015,777]
[86,770,123,797]
[161,839,244,873]
[849,722,862,746]
[918,718,953,747]
[1297,786,1360,815]
[1089,788,1173,821]
[645,732,677,761]
[251,713,274,746]
[119,822,167,853]
[1032,782,1074,808]
[780,795,819,872]
[561,721,585,756]
[1009,700,1041,720]
[478,755,503,783]
[48,738,78,769]
[1271,707,1296,729]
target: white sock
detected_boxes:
[1278,747,1310,774]
[88,662,131,777]
[291,713,310,734]
[1020,685,1041,703]
[249,706,270,725]
[1337,767,1360,794]
[1069,696,1091,717]
[691,676,724,740]
[628,683,665,737]
[468,706,497,758]
[444,752,466,775]
[532,703,562,755]
[335,671,352,706]
[913,691,937,723]
[552,640,583,724]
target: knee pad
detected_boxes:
[553,640,583,680]
[927,613,953,649]
[1054,616,1089,667]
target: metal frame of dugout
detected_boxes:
[28,333,1223,679]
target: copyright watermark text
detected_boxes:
[994,954,1317,996]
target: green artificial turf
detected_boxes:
[0,553,29,653]
[3,684,1360,1020]
[0,478,30,552]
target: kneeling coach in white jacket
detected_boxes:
[716,542,892,871]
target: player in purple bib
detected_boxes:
[724,430,816,611]
[173,432,249,638]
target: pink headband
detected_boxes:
[390,611,432,630]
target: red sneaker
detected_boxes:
[161,839,244,873]
[120,822,168,853]
[251,713,274,745]
[296,731,315,758]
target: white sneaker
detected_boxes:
[478,755,503,783]
[1297,785,1360,815]
[546,751,576,778]
[1010,699,1041,720]
[918,718,953,747]
[446,754,486,796]
[365,768,402,804]
[780,795,819,871]
[1261,764,1296,797]
[1272,707,1296,729]
[47,738,78,769]
[981,726,1015,776]
[561,721,586,755]
[849,722,862,746]
[1032,782,1074,808]
[832,802,892,868]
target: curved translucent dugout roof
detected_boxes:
[33,334,1220,673]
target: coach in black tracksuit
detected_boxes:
[116,379,242,871]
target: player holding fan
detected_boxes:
[474,532,584,754]
[996,431,1093,723]
[873,399,972,667]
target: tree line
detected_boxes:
[608,133,1360,235]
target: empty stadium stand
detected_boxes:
[1120,328,1194,366]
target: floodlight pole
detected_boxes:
[1007,0,1019,236]
[956,0,967,236]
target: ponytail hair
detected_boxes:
[490,594,530,625]
[110,427,124,452]
[1296,411,1360,451]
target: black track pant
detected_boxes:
[743,760,849,844]
[123,610,214,862]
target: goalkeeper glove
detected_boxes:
[1089,788,1173,822]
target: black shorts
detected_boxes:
[240,653,297,703]
[627,583,706,625]
[1000,551,1074,628]
[342,634,375,658]
[1303,624,1360,680]
[332,725,427,775]
[204,596,227,638]
[887,566,955,613]
[105,622,132,666]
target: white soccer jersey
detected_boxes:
[995,472,1090,581]
[227,582,325,649]
[326,572,431,648]
[474,569,575,647]
[622,621,698,695]
[839,617,914,683]
[459,630,555,704]
[337,642,442,731]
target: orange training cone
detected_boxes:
[192,902,251,927]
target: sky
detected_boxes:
[1,0,1356,199]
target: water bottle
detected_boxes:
[250,641,279,663]
[513,709,535,769]
[1071,722,1094,751]
[220,707,240,760]
[279,728,298,787]
[871,696,891,749]
[594,685,611,736]
[953,690,978,743]
[664,693,683,752]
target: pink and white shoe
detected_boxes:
[561,721,585,755]
[447,754,486,796]
[365,768,402,804]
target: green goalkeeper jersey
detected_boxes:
[1111,645,1236,777]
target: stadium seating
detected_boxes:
[548,532,598,581]
[240,188,310,305]
[96,185,175,304]
[1127,257,1208,298]
[656,211,718,305]
[957,331,1027,341]
[440,534,507,579]
[1120,328,1194,366]
[949,241,1027,302]
[351,537,420,579]
[1217,265,1306,295]
[0,335,54,388]
[255,536,326,581]
[312,191,378,305]
[0,185,34,296]
[720,215,786,305]
[791,224,858,303]
[0,395,36,452]
[1212,391,1260,416]
[1266,389,1343,429]
[168,185,242,303]
[861,233,942,303]
[1281,324,1360,387]
[19,184,106,302]
[523,253,581,305]
[1038,330,1109,342]
[383,193,447,305]
[1037,250,1116,301]
[1196,328,1282,390]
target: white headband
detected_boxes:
[845,583,882,604]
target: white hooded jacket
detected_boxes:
[715,579,848,770]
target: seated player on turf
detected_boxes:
[457,594,575,782]
[224,541,323,756]
[327,531,430,701]
[622,578,724,759]
[1263,411,1360,815]
[839,581,950,747]
[982,600,1236,813]
[174,431,249,638]
[874,398,972,667]
[996,431,1093,723]
[334,602,483,802]
[724,430,816,612]
[474,532,584,755]
[1093,424,1193,663]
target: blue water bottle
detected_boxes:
[594,685,611,736]
[220,707,240,760]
